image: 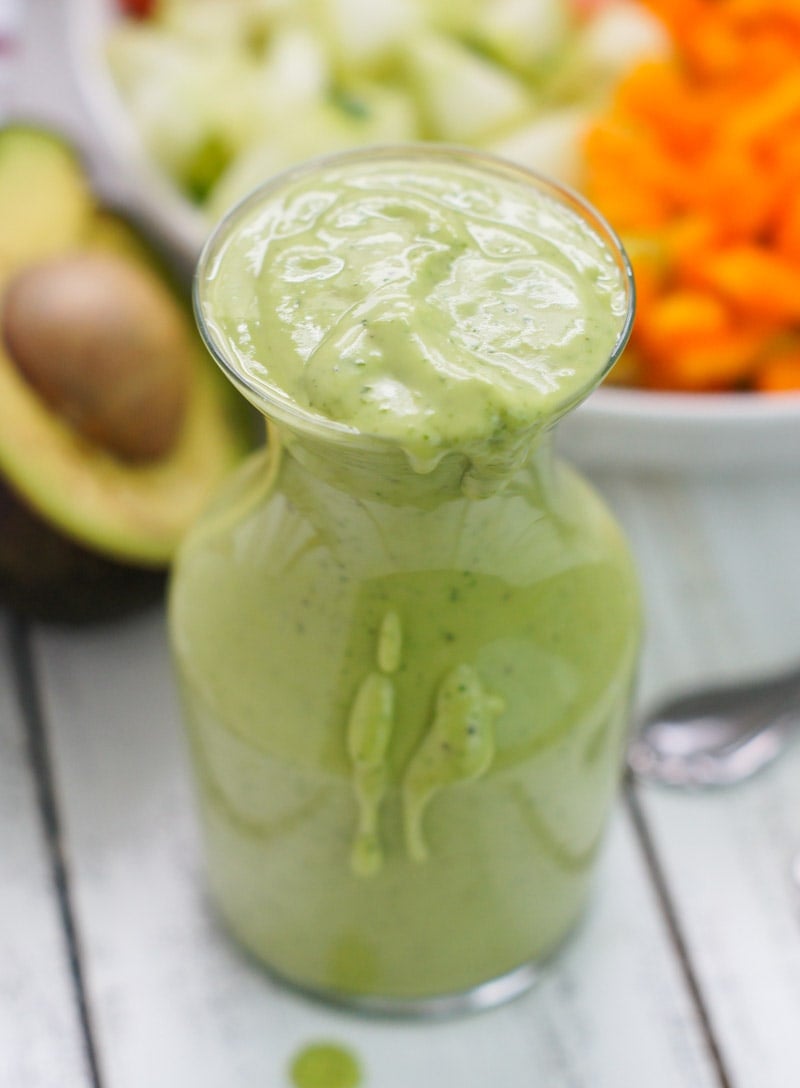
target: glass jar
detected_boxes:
[168,148,640,1015]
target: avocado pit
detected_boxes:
[2,252,192,462]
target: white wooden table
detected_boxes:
[4,466,800,1088]
[4,4,800,1084]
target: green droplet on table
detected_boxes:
[289,1042,362,1088]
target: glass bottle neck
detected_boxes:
[273,420,554,508]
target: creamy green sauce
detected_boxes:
[403,663,504,864]
[172,150,639,1003]
[289,1042,362,1088]
[200,153,628,475]
[171,453,640,999]
[346,612,397,877]
[346,611,505,872]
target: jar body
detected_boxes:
[168,434,640,1010]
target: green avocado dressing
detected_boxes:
[199,152,628,479]
[172,149,639,1005]
[289,1042,362,1088]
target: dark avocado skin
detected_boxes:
[0,477,165,624]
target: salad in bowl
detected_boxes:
[67,0,800,470]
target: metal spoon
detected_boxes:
[628,663,800,787]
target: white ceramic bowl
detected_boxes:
[559,385,800,474]
[65,0,208,262]
[65,0,800,476]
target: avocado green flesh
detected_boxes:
[0,331,248,566]
[0,126,94,266]
[0,124,253,582]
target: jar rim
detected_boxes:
[193,143,635,454]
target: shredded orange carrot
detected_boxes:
[583,0,800,393]
[774,191,800,263]
[754,346,800,392]
[689,246,800,325]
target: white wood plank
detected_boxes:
[596,472,800,682]
[34,607,716,1088]
[638,746,800,1088]
[595,472,800,1088]
[0,616,90,1088]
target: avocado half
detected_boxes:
[0,125,254,622]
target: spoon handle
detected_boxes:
[629,667,800,788]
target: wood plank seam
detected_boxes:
[8,615,105,1088]
[624,774,735,1088]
